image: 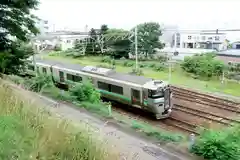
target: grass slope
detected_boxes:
[0,80,115,160]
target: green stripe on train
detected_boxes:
[98,89,131,102]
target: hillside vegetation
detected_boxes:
[0,80,116,160]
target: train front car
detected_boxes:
[143,80,172,119]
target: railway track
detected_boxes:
[110,101,199,134]
[173,104,240,125]
[162,117,199,134]
[171,85,240,113]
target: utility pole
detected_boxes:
[135,26,138,71]
[82,25,88,55]
[169,33,177,82]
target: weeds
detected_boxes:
[191,126,240,160]
[131,120,184,143]
[0,81,115,160]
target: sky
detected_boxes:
[33,0,240,41]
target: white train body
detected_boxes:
[26,59,173,119]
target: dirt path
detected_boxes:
[9,83,197,160]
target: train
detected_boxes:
[25,58,173,119]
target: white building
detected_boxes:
[35,19,52,35]
[32,31,89,51]
[172,32,227,51]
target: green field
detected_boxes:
[42,53,240,97]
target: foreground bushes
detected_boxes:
[7,74,110,117]
[191,125,240,160]
[0,81,115,159]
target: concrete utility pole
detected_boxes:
[135,26,138,71]
[82,25,88,55]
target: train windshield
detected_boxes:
[148,89,163,98]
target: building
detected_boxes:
[32,31,90,51]
[160,24,179,47]
[231,42,240,49]
[36,19,51,35]
[172,31,227,51]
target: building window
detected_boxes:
[42,67,47,74]
[188,36,192,40]
[98,81,110,91]
[215,36,220,41]
[208,37,213,40]
[110,84,123,95]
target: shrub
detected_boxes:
[149,63,156,68]
[130,68,144,76]
[23,74,54,92]
[153,64,165,72]
[181,53,225,78]
[139,63,147,68]
[101,56,112,63]
[69,82,101,104]
[191,125,240,160]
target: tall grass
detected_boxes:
[0,81,116,160]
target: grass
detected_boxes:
[130,120,184,142]
[6,75,185,144]
[43,54,240,97]
[0,80,116,160]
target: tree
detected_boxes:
[100,24,109,35]
[181,53,225,79]
[88,28,99,54]
[104,29,131,58]
[132,22,164,57]
[0,0,40,74]
[97,24,109,53]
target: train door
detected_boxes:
[131,89,141,105]
[59,70,64,82]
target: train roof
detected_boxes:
[35,58,152,85]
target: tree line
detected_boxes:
[72,22,165,58]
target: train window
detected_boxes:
[132,89,140,100]
[110,84,123,95]
[97,81,110,91]
[28,65,34,71]
[67,73,82,82]
[42,67,47,74]
[67,73,74,81]
[148,89,163,98]
[74,76,82,82]
[59,71,64,82]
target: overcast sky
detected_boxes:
[34,0,240,41]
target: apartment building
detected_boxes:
[172,32,227,51]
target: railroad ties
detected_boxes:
[168,85,240,134]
